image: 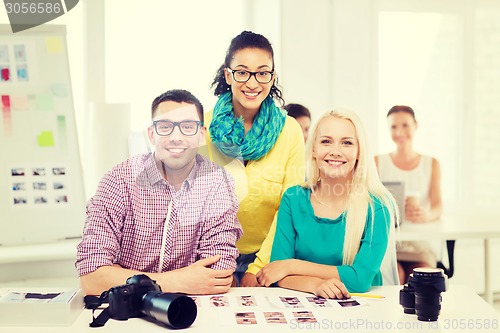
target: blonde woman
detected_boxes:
[256,109,398,298]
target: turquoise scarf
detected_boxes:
[209,92,286,161]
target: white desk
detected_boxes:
[0,239,80,265]
[0,285,498,332]
[397,212,500,304]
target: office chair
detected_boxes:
[437,240,455,278]
[381,222,400,285]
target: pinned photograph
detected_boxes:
[53,182,65,190]
[0,45,9,62]
[34,196,48,204]
[12,183,26,191]
[32,168,46,176]
[55,195,68,203]
[13,197,28,205]
[11,168,25,176]
[14,45,27,62]
[52,167,66,176]
[33,182,47,190]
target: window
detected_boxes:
[378,11,461,204]
[377,1,500,210]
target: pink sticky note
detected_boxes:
[1,95,10,108]
[1,68,9,81]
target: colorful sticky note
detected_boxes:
[11,95,29,110]
[1,95,10,107]
[1,67,10,81]
[37,131,55,147]
[45,37,62,54]
[57,115,67,151]
[17,64,29,81]
[36,94,54,111]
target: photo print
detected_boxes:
[238,295,257,307]
[279,296,304,308]
[306,296,332,307]
[209,295,229,307]
[264,311,287,324]
[234,312,257,325]
[292,311,318,324]
[337,299,360,307]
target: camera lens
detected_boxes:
[399,284,415,314]
[410,268,447,322]
[141,292,197,329]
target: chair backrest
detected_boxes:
[382,181,405,226]
[381,221,400,285]
[437,240,455,278]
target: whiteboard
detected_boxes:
[0,24,85,246]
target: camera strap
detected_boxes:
[84,293,111,328]
[89,307,111,328]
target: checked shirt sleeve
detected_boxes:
[197,168,242,271]
[75,171,127,276]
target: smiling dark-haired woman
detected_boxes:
[201,31,305,287]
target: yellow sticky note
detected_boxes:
[45,37,62,54]
[38,131,55,147]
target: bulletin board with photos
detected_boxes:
[0,24,85,246]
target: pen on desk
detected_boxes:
[349,293,385,299]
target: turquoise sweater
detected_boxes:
[270,185,391,292]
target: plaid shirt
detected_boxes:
[76,153,242,276]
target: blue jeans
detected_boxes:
[233,253,257,286]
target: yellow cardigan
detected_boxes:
[200,111,305,271]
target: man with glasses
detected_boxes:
[76,89,242,296]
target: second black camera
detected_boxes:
[399,267,448,321]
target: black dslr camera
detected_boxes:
[87,274,197,329]
[400,267,448,321]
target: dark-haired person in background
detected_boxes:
[202,31,305,286]
[76,89,242,296]
[284,103,311,143]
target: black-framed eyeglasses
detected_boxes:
[152,120,203,136]
[226,68,274,84]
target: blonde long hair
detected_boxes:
[304,108,398,265]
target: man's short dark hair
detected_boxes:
[284,103,311,120]
[151,89,204,122]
